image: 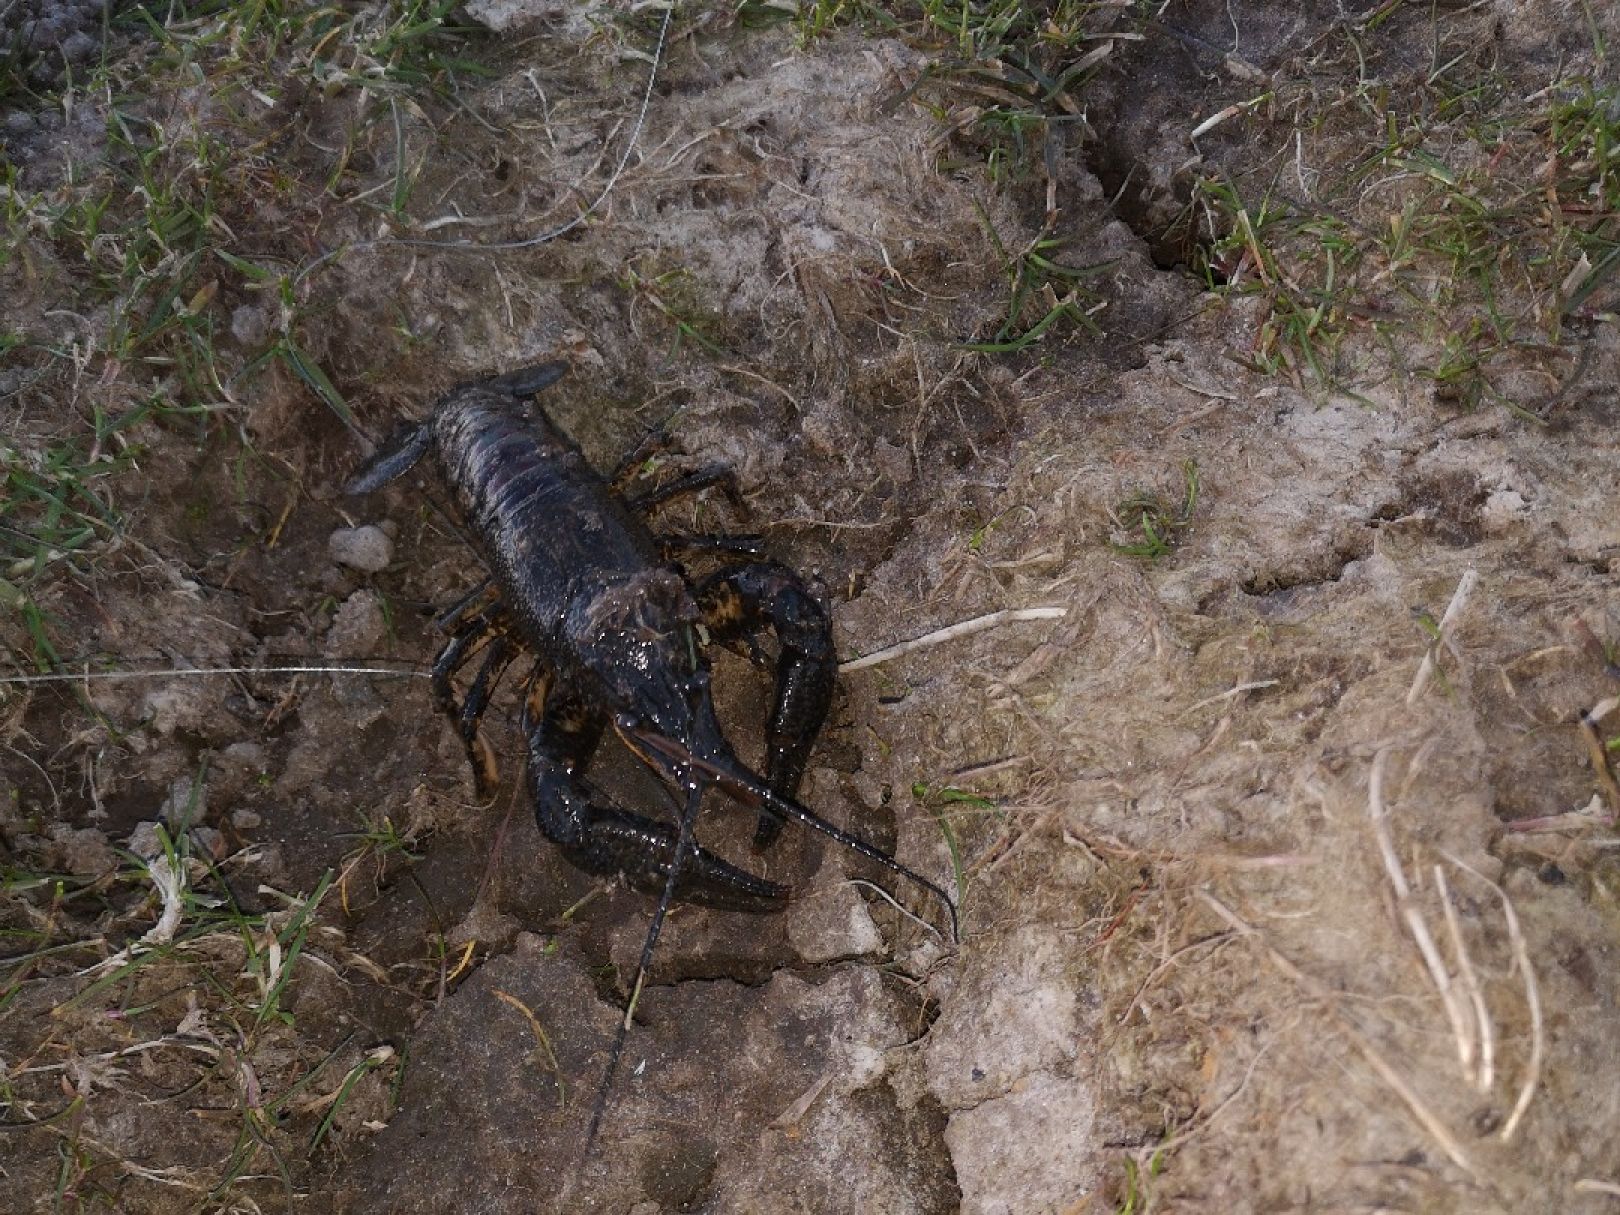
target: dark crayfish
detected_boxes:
[345,361,958,939]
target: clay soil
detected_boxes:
[4,2,1620,1212]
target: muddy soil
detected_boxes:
[4,2,1620,1212]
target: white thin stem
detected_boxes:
[840,608,1067,674]
[845,879,941,939]
[1368,749,1475,1074]
[1442,850,1543,1142]
[1180,679,1278,717]
[1406,568,1478,705]
[1435,862,1494,1092]
[0,664,429,686]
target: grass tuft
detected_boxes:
[1109,460,1199,561]
[1194,64,1620,405]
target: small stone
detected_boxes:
[60,30,96,62]
[230,304,271,347]
[48,825,118,876]
[140,684,214,736]
[237,842,287,882]
[925,926,1080,1109]
[220,740,267,770]
[329,524,393,572]
[324,589,388,656]
[231,808,263,830]
[1482,488,1527,532]
[160,775,207,830]
[944,1072,1099,1214]
[128,821,164,860]
[4,111,37,135]
[190,826,227,860]
[462,0,600,35]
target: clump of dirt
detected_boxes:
[320,933,957,1215]
[5,1,1620,1212]
[1,0,111,95]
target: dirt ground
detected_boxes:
[4,1,1620,1212]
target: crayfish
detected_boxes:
[347,361,957,1138]
[346,362,955,934]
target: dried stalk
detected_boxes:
[1367,749,1476,1075]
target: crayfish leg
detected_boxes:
[457,637,520,792]
[431,607,515,800]
[656,532,770,561]
[617,450,769,561]
[623,464,741,513]
[695,561,836,849]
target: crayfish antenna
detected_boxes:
[582,777,707,1159]
[742,779,963,945]
[715,756,960,942]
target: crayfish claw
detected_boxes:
[528,703,787,910]
[585,807,790,909]
[696,562,836,849]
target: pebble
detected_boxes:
[190,826,227,861]
[230,303,271,347]
[329,524,394,572]
[324,589,388,656]
[127,821,164,860]
[60,30,96,63]
[220,740,267,770]
[48,825,118,876]
[160,774,207,829]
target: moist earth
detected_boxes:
[4,2,1620,1213]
